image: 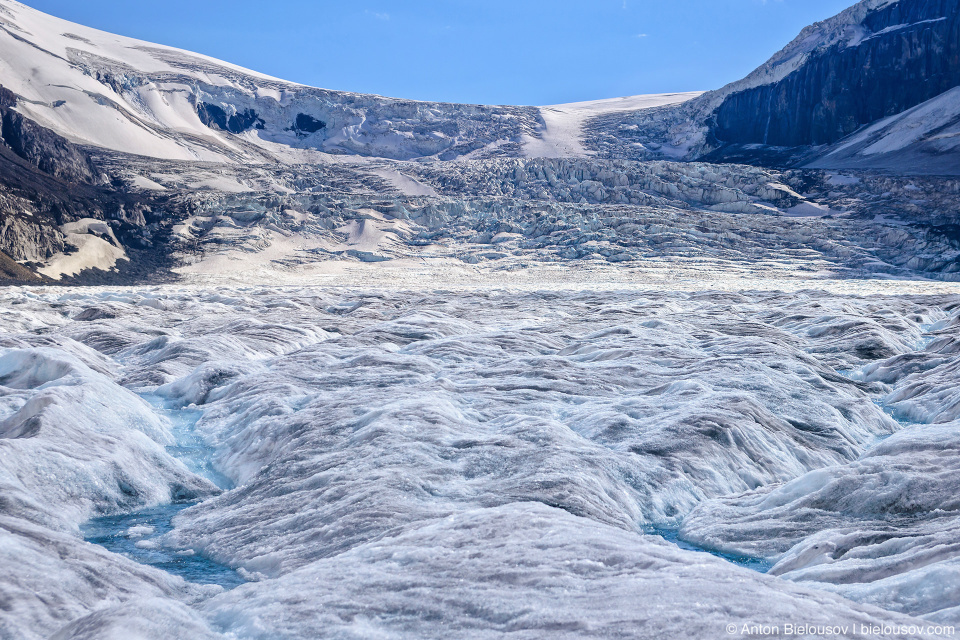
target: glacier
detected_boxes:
[0,285,957,639]
[1,0,959,287]
[0,0,959,637]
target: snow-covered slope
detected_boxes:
[0,0,549,162]
[0,1,709,168]
[3,0,957,173]
[585,0,960,173]
[808,87,960,174]
[0,0,277,161]
[1,0,959,287]
[522,93,702,159]
[0,0,711,166]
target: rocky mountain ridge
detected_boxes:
[588,0,960,173]
[0,0,957,284]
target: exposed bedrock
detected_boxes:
[0,92,189,282]
[711,0,960,148]
[0,86,99,184]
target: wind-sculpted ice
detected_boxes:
[48,598,223,640]
[0,337,220,639]
[879,313,960,425]
[0,287,957,638]
[0,343,217,528]
[682,420,960,624]
[681,307,960,623]
[201,503,937,640]
[0,517,218,640]
[147,292,916,579]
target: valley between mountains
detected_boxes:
[1,0,959,638]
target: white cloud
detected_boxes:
[636,33,648,38]
[365,10,390,21]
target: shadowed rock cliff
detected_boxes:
[711,0,960,148]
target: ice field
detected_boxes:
[1,284,958,639]
[1,0,960,634]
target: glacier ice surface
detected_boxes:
[0,286,957,639]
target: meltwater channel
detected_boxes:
[81,395,245,590]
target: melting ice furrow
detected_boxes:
[643,526,774,573]
[82,395,244,590]
[82,504,245,590]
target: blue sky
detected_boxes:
[24,0,855,105]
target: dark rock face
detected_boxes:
[0,87,187,283]
[0,86,98,184]
[196,103,265,134]
[0,86,16,109]
[712,0,960,148]
[0,211,64,264]
[696,144,817,168]
[0,249,41,282]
